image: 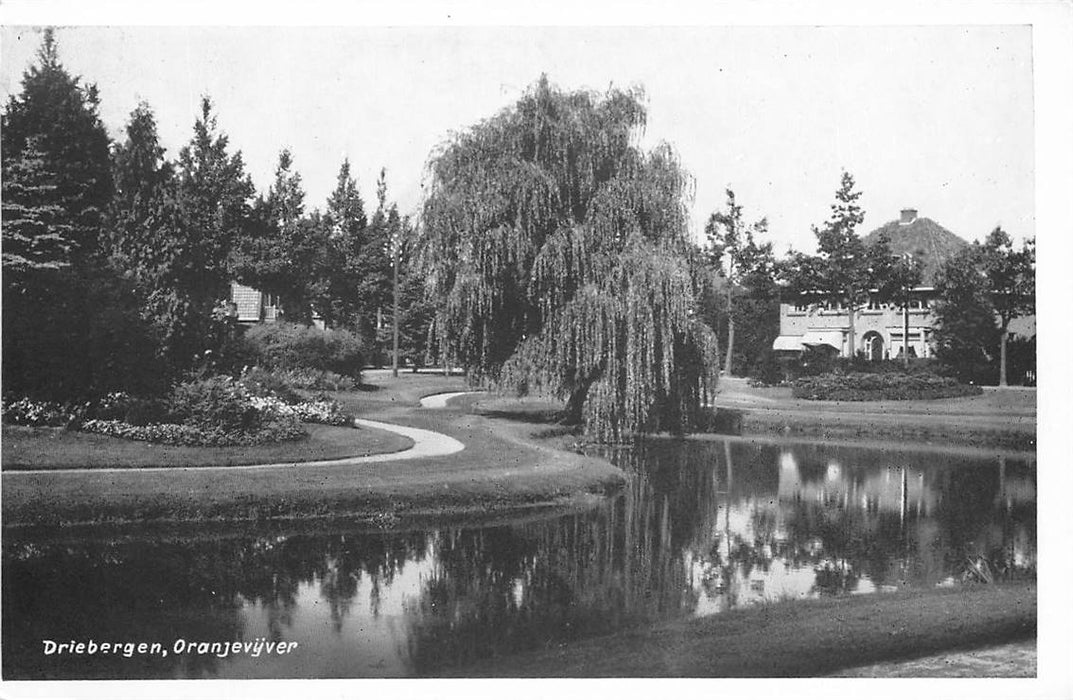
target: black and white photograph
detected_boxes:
[0,2,1070,698]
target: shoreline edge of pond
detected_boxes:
[2,373,1035,528]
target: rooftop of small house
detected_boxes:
[863,208,969,286]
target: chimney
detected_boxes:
[899,208,918,226]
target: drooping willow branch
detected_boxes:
[418,76,718,441]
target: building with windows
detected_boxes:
[229,282,284,325]
[772,208,1034,360]
[228,282,328,329]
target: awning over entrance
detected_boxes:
[800,330,844,351]
[772,335,804,351]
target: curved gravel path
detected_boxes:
[418,391,484,408]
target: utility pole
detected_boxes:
[392,237,400,378]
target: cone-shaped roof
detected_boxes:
[863,214,968,286]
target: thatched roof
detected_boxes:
[863,215,968,286]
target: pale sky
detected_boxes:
[1,23,1035,253]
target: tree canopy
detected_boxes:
[932,245,1000,383]
[782,171,892,357]
[2,29,121,398]
[977,228,1034,385]
[704,188,774,375]
[419,76,719,441]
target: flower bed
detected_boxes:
[3,376,354,447]
[79,417,307,447]
[247,394,352,426]
[791,372,983,401]
[1,398,88,427]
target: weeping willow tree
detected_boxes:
[420,76,719,441]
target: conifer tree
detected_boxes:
[177,97,255,306]
[317,158,371,329]
[783,171,891,357]
[1,29,115,397]
[2,28,112,266]
[358,169,398,360]
[108,102,213,378]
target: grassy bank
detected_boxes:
[738,410,1036,452]
[1,377,624,527]
[457,582,1036,677]
[715,379,1036,452]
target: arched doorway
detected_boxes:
[862,331,884,362]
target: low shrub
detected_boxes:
[240,366,356,400]
[749,350,789,387]
[238,367,305,403]
[791,372,983,401]
[169,376,262,433]
[244,323,365,378]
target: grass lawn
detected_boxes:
[339,367,471,414]
[458,581,1036,677]
[1,422,413,470]
[714,377,1036,451]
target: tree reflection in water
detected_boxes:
[2,439,1035,679]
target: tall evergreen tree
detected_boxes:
[232,149,326,324]
[2,28,112,266]
[107,102,211,379]
[783,172,891,357]
[359,169,399,360]
[420,76,719,441]
[2,29,116,398]
[316,158,370,329]
[176,97,255,307]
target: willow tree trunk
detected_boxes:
[562,371,602,426]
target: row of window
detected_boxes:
[792,297,930,312]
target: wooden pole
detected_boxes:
[392,240,400,378]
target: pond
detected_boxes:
[1,437,1035,679]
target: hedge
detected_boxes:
[243,323,365,378]
[791,372,983,401]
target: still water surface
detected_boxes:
[2,438,1035,678]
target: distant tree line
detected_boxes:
[2,30,433,401]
